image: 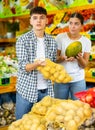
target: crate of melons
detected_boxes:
[36,58,72,83]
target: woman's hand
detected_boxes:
[65,57,76,61]
[76,52,83,60]
[65,52,82,62]
[76,52,90,68]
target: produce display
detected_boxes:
[36,58,72,83]
[0,102,16,126]
[75,87,95,108]
[85,44,95,78]
[0,0,30,18]
[8,96,92,130]
[0,54,18,86]
[0,56,18,78]
[90,45,95,59]
[45,8,95,36]
[78,108,95,130]
[20,0,30,7]
[85,67,95,78]
[38,0,95,11]
[0,1,95,130]
[65,41,82,58]
[69,0,95,7]
[45,12,65,34]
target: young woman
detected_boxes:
[54,12,91,100]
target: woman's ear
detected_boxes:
[81,24,83,31]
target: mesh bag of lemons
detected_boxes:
[8,96,92,130]
[37,58,72,83]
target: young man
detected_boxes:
[15,6,57,120]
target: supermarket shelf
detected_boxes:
[0,38,16,43]
[0,13,30,21]
[85,77,95,83]
[0,4,95,20]
[0,77,94,94]
[0,78,94,94]
[0,83,16,94]
[47,4,95,15]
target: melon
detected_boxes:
[65,41,82,58]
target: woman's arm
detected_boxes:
[56,50,67,63]
[56,49,90,68]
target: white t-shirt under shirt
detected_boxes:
[55,32,91,82]
[36,37,47,90]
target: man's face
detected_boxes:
[30,14,48,31]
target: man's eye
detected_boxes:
[40,16,45,19]
[69,22,72,25]
[33,17,37,20]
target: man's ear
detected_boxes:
[46,18,48,25]
[30,18,33,26]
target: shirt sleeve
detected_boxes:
[55,34,62,50]
[16,36,30,74]
[53,40,57,62]
[84,38,92,53]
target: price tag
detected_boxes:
[0,78,10,86]
[92,72,95,78]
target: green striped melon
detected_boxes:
[65,41,82,58]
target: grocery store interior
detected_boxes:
[0,0,95,130]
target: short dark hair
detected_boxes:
[30,6,47,16]
[70,12,84,24]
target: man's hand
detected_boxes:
[35,59,46,66]
[25,58,46,72]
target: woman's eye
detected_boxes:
[75,23,80,26]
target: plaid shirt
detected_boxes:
[16,30,57,103]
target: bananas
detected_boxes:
[20,0,29,6]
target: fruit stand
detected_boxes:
[7,96,95,130]
[0,0,95,130]
[0,84,16,94]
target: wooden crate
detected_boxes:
[0,125,8,130]
[10,76,17,84]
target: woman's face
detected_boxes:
[68,17,83,35]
